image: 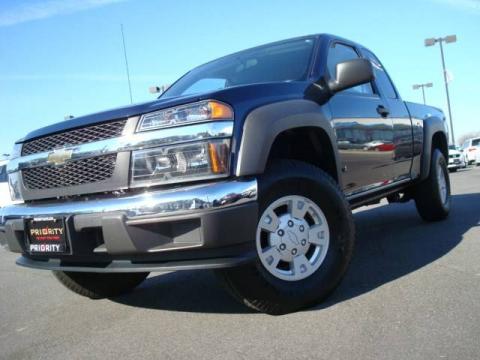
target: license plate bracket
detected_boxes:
[26,217,68,254]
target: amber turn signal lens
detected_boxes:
[208,142,228,174]
[209,101,234,120]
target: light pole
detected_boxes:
[412,82,433,105]
[425,35,457,145]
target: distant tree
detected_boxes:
[458,131,480,146]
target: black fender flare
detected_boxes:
[234,99,342,187]
[420,116,448,181]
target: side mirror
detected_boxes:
[328,58,374,94]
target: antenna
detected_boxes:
[120,24,133,104]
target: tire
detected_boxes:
[414,149,451,222]
[216,160,355,315]
[53,271,149,299]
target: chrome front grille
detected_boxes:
[9,120,234,201]
[22,154,117,190]
[21,120,127,156]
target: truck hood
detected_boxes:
[18,81,309,143]
[17,93,212,143]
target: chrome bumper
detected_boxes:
[0,178,257,226]
[0,179,258,270]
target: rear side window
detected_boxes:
[363,49,398,99]
[472,138,480,146]
[327,43,374,96]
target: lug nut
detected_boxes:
[278,229,284,236]
[291,248,297,255]
[299,225,305,232]
[301,239,307,246]
[279,244,286,250]
[288,220,294,227]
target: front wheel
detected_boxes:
[216,160,355,315]
[414,149,451,221]
[53,271,149,299]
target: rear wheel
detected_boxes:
[53,271,149,299]
[414,149,450,221]
[216,160,355,315]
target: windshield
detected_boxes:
[162,38,316,98]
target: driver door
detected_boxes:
[327,42,395,196]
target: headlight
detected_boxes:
[8,144,23,202]
[8,172,22,202]
[10,143,22,159]
[137,100,234,132]
[130,139,230,187]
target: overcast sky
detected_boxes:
[0,0,479,153]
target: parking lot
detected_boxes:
[1,167,479,360]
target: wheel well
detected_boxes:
[432,131,448,160]
[266,127,339,183]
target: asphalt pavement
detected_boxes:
[1,167,479,360]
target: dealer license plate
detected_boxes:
[27,217,67,254]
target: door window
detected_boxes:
[327,43,374,96]
[363,49,397,99]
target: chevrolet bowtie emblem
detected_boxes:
[47,148,73,166]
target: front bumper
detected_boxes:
[448,159,464,169]
[0,179,258,272]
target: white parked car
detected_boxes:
[448,145,466,172]
[462,137,480,165]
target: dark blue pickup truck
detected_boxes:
[0,34,450,314]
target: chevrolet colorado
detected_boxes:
[0,34,450,314]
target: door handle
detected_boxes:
[376,105,390,117]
